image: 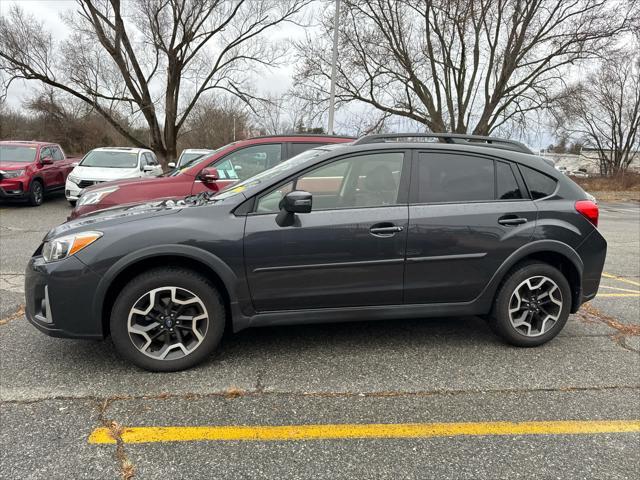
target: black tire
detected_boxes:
[489,261,571,347]
[28,180,44,206]
[110,267,225,371]
[68,200,77,207]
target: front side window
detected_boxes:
[256,152,404,213]
[212,144,282,181]
[417,153,494,203]
[520,165,557,199]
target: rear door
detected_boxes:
[404,150,537,304]
[244,150,410,311]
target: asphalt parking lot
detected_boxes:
[1,194,638,479]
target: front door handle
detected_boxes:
[498,215,528,226]
[370,223,404,237]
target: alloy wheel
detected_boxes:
[32,182,43,204]
[127,286,209,360]
[508,276,563,337]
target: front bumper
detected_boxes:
[65,179,82,201]
[0,179,28,199]
[25,254,105,339]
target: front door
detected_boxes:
[244,151,409,311]
[404,151,537,304]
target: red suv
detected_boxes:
[70,135,353,218]
[0,141,78,206]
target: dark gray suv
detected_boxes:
[25,133,606,371]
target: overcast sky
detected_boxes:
[1,0,554,149]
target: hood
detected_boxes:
[82,173,176,192]
[47,198,186,240]
[71,165,140,181]
[0,161,30,170]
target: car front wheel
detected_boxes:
[28,180,44,206]
[110,267,225,371]
[489,262,571,347]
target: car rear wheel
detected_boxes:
[110,267,225,371]
[489,262,571,347]
[28,180,43,206]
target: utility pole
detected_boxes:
[327,0,340,135]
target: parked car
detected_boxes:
[25,133,606,371]
[69,135,354,218]
[65,147,161,206]
[0,141,78,206]
[171,148,215,169]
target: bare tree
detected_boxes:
[252,92,323,135]
[552,49,640,176]
[0,0,309,166]
[179,96,249,149]
[295,0,637,135]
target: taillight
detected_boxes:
[575,200,599,227]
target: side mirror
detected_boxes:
[142,165,155,172]
[41,156,53,165]
[200,167,219,184]
[280,191,312,214]
[168,162,176,169]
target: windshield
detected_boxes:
[80,150,138,168]
[0,145,38,163]
[168,145,229,176]
[178,152,210,167]
[214,145,344,201]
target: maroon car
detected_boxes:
[0,141,78,206]
[70,135,353,218]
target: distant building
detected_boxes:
[539,148,640,174]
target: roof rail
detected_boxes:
[353,133,533,154]
[248,134,356,140]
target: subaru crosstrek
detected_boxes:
[25,133,606,371]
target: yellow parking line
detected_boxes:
[600,286,640,293]
[597,293,640,297]
[88,420,640,444]
[602,273,640,287]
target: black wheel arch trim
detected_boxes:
[93,244,246,334]
[478,239,584,313]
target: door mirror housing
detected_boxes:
[41,156,53,165]
[280,191,312,214]
[200,167,219,184]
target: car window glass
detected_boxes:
[52,147,64,161]
[212,144,282,181]
[496,161,523,200]
[289,142,325,158]
[144,153,156,165]
[255,152,404,213]
[417,153,494,203]
[40,147,52,160]
[520,165,557,199]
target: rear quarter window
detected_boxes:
[520,165,557,199]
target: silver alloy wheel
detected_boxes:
[508,276,563,337]
[127,286,209,360]
[32,182,43,204]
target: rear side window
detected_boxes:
[496,161,523,200]
[520,165,557,199]
[52,147,64,161]
[417,153,494,203]
[289,143,325,158]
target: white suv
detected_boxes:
[65,147,162,205]
[170,148,215,169]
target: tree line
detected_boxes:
[1,0,639,174]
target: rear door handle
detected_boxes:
[498,215,528,226]
[370,224,404,237]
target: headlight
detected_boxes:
[77,186,118,206]
[42,231,102,262]
[1,169,25,178]
[67,174,80,184]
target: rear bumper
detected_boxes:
[25,255,104,339]
[576,228,608,306]
[68,204,105,220]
